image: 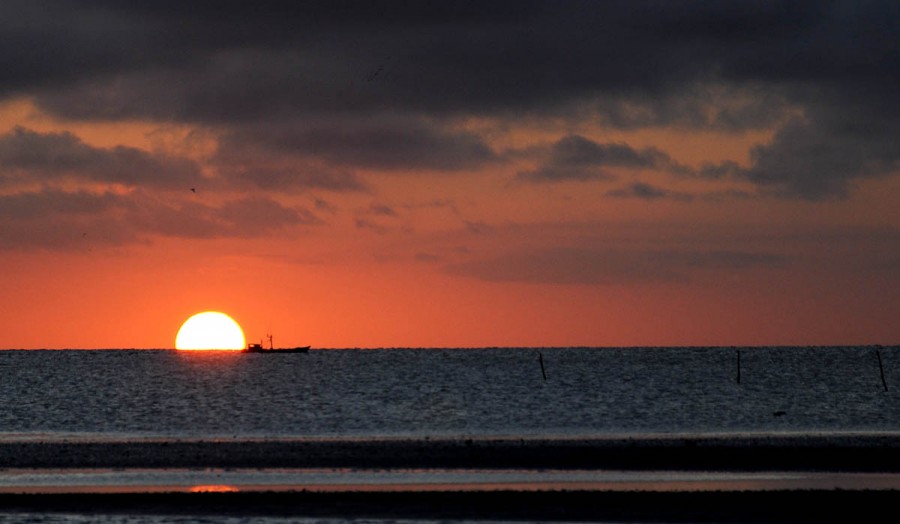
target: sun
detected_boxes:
[175,311,246,351]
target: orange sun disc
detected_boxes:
[175,311,246,350]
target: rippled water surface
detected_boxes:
[1,346,898,440]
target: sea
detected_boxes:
[0,345,898,523]
[2,346,898,439]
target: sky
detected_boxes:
[1,1,898,349]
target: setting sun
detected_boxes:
[175,311,246,351]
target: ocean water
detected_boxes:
[1,346,898,441]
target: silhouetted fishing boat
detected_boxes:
[245,335,310,353]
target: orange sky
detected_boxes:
[1,3,898,348]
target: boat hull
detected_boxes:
[244,345,310,354]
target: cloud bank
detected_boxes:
[0,1,898,251]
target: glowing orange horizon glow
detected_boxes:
[175,311,246,351]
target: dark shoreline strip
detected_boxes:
[0,490,895,523]
[5,436,900,471]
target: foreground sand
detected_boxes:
[0,490,897,522]
[2,435,900,522]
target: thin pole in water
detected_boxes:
[736,349,741,385]
[538,351,547,381]
[877,348,888,392]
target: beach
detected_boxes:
[2,435,900,522]
[3,346,900,521]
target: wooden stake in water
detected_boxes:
[538,351,547,381]
[877,349,888,392]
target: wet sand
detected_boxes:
[3,434,900,471]
[2,435,900,522]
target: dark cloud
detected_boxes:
[212,130,369,192]
[697,113,900,200]
[606,182,693,202]
[0,127,202,189]
[0,190,142,250]
[0,2,897,199]
[445,247,787,286]
[352,201,410,235]
[464,221,492,235]
[16,2,893,121]
[588,86,793,131]
[517,134,688,183]
[0,189,318,250]
[211,118,496,191]
[354,217,388,235]
[516,165,614,184]
[313,197,338,213]
[549,135,672,168]
[369,204,397,217]
[215,163,368,193]
[129,194,320,240]
[698,161,744,180]
[218,119,497,172]
[215,197,321,232]
[739,115,900,200]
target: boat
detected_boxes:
[245,344,310,353]
[245,334,310,353]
